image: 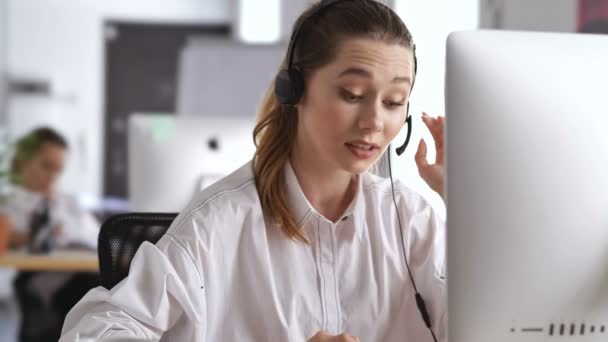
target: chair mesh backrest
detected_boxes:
[98,213,178,290]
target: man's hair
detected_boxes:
[11,127,68,174]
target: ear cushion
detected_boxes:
[275,68,305,105]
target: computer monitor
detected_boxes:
[446,30,608,341]
[128,114,256,212]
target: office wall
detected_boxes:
[0,0,6,126]
[4,0,580,203]
[4,0,314,201]
[5,0,230,200]
[392,0,479,214]
[177,39,285,118]
[480,0,577,31]
[0,2,8,300]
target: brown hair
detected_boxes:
[11,127,68,176]
[253,0,415,243]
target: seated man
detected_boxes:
[4,127,99,342]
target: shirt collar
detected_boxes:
[284,161,365,230]
[13,185,42,202]
[284,161,314,226]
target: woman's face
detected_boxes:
[19,143,66,195]
[296,38,415,174]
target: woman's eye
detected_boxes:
[340,89,363,103]
[386,101,405,109]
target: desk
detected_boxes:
[0,249,98,272]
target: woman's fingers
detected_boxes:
[421,113,445,165]
[415,138,429,170]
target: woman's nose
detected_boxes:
[358,104,384,132]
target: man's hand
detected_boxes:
[9,231,29,249]
[307,331,360,342]
[52,225,62,239]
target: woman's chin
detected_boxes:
[329,151,382,174]
[341,159,376,175]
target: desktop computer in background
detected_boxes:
[446,30,608,341]
[128,114,256,212]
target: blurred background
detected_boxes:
[0,0,606,340]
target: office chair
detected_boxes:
[98,213,178,290]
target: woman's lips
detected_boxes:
[345,142,380,159]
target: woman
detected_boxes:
[4,127,100,342]
[60,1,446,341]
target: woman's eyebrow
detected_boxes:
[338,67,411,84]
[338,67,372,79]
[391,76,412,84]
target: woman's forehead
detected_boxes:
[329,38,414,79]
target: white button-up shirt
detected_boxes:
[3,186,100,249]
[60,161,446,342]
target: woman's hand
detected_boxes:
[415,112,445,201]
[307,331,360,342]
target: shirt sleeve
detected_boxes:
[2,190,35,234]
[53,194,100,249]
[59,234,205,341]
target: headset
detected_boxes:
[274,1,437,341]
